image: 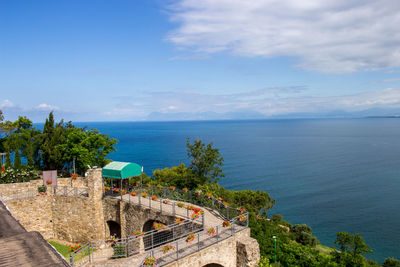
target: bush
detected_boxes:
[271,214,283,223]
[112,243,126,258]
[383,258,400,267]
[38,186,46,193]
[0,166,39,184]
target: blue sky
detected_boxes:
[1,0,400,122]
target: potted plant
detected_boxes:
[153,222,165,232]
[133,231,144,238]
[182,187,188,192]
[151,195,158,201]
[207,227,216,237]
[46,179,52,185]
[106,234,118,245]
[174,218,184,225]
[223,221,232,228]
[177,202,184,208]
[71,173,78,180]
[121,189,126,195]
[104,186,110,191]
[162,199,169,204]
[170,185,176,191]
[144,256,157,266]
[238,214,247,222]
[186,204,193,210]
[240,207,246,213]
[191,212,200,220]
[161,243,175,254]
[186,233,195,243]
[222,201,230,208]
[130,192,137,196]
[141,192,148,198]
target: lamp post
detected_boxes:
[272,235,277,263]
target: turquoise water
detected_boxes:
[77,119,400,262]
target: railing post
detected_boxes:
[216,226,219,242]
[246,212,249,227]
[227,208,229,220]
[70,254,74,267]
[176,241,179,260]
[149,195,151,208]
[202,214,205,228]
[139,191,141,206]
[151,232,154,250]
[197,233,200,251]
[88,243,91,263]
[160,199,162,213]
[173,202,175,217]
[212,198,214,209]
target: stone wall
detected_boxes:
[165,228,259,267]
[1,169,106,244]
[0,179,43,198]
[4,193,54,239]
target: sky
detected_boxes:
[1,0,400,122]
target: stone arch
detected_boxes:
[107,220,121,238]
[142,219,173,251]
[202,264,225,267]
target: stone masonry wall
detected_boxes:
[1,169,106,244]
[4,193,54,239]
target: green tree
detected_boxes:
[290,224,318,247]
[153,163,198,189]
[186,138,225,184]
[383,258,400,267]
[333,232,372,266]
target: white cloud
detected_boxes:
[166,0,400,73]
[35,103,59,111]
[0,99,15,108]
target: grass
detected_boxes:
[48,240,95,262]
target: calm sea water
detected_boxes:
[77,119,400,262]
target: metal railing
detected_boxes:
[55,186,89,197]
[105,185,244,222]
[68,216,204,267]
[140,212,248,266]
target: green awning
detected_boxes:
[102,161,142,179]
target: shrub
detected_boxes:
[271,214,283,223]
[383,258,400,267]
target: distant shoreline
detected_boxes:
[366,116,400,118]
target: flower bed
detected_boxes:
[177,202,184,208]
[141,192,148,198]
[68,244,81,253]
[151,195,157,201]
[174,218,184,225]
[130,192,137,196]
[238,214,247,222]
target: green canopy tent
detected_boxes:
[102,161,142,198]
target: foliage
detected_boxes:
[0,166,39,184]
[332,232,373,267]
[258,256,273,267]
[290,224,318,247]
[37,185,46,193]
[383,258,400,267]
[152,163,197,189]
[196,183,275,216]
[0,112,117,175]
[186,138,225,184]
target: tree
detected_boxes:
[383,258,400,267]
[186,138,225,184]
[290,224,318,247]
[153,163,198,189]
[333,232,372,266]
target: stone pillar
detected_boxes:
[87,168,106,240]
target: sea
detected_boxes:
[74,118,400,263]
